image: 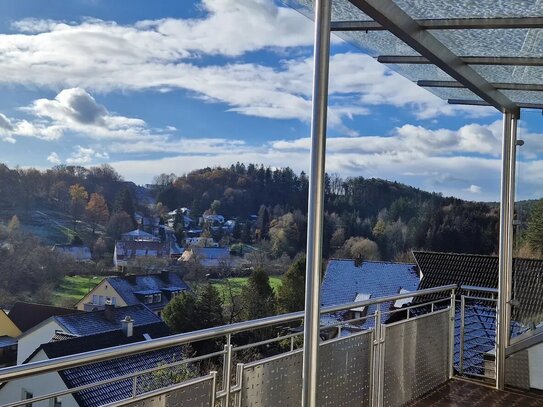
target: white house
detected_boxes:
[0,321,174,407]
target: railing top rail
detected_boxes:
[0,284,456,382]
[459,285,498,294]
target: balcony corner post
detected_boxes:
[496,110,518,390]
[302,0,332,405]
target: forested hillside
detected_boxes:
[154,163,500,260]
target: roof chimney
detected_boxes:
[122,316,134,337]
[104,302,115,322]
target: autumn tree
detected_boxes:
[336,237,380,261]
[85,193,110,233]
[69,184,88,230]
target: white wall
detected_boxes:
[0,350,79,407]
[528,342,543,389]
[17,320,64,365]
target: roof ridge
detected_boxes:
[328,258,415,266]
[412,250,543,263]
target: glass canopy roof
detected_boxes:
[284,0,543,112]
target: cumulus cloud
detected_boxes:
[47,152,61,164]
[0,1,490,128]
[66,145,109,164]
[18,88,153,141]
[467,185,482,194]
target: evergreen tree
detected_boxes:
[163,292,199,333]
[173,209,185,242]
[241,268,276,320]
[114,187,135,218]
[277,256,305,313]
[195,284,224,328]
[257,205,270,240]
[526,199,543,256]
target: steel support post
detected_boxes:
[496,111,518,390]
[448,289,456,379]
[301,0,331,405]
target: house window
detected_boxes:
[51,397,62,407]
[99,295,105,305]
[153,293,162,303]
[22,390,33,407]
[92,295,98,304]
[111,297,116,305]
[145,295,153,304]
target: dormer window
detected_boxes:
[153,293,162,303]
[145,295,153,304]
[348,293,371,321]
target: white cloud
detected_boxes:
[47,152,61,164]
[15,88,156,141]
[0,1,493,129]
[66,145,109,164]
[103,119,518,201]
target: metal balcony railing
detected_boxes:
[0,285,458,407]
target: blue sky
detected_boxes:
[0,0,542,201]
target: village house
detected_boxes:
[113,240,171,269]
[0,320,176,407]
[7,302,82,334]
[0,309,20,368]
[16,304,160,365]
[75,271,189,317]
[179,246,244,269]
[120,229,160,242]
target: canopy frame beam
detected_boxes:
[331,17,543,31]
[347,0,518,113]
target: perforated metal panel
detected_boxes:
[382,310,450,407]
[240,351,303,406]
[110,376,214,407]
[318,332,373,407]
[506,350,530,390]
[238,331,373,407]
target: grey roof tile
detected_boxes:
[321,259,420,329]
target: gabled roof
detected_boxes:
[180,247,233,268]
[33,323,177,407]
[121,229,160,242]
[8,302,81,332]
[413,251,543,324]
[54,304,161,336]
[106,273,189,310]
[321,259,420,329]
[115,240,170,257]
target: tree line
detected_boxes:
[154,164,500,261]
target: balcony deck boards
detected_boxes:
[408,379,543,406]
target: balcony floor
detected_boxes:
[408,379,543,406]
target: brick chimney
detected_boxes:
[121,316,134,337]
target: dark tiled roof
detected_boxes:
[107,273,189,310]
[321,260,420,329]
[115,241,170,259]
[39,323,179,407]
[8,302,81,332]
[413,251,543,324]
[55,304,161,336]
